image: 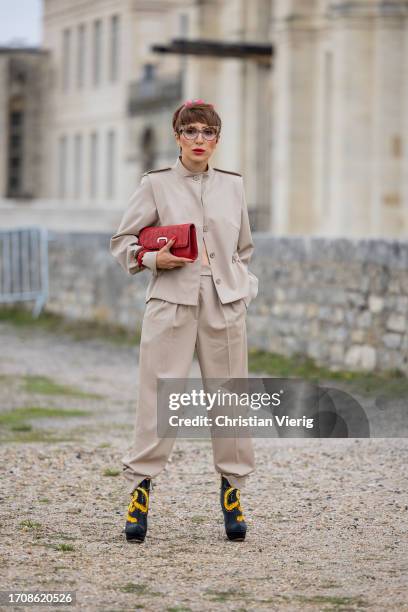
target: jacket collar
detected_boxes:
[173,155,214,180]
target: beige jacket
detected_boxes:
[110,156,259,308]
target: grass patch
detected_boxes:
[0,406,90,427]
[294,594,369,608]
[51,533,77,541]
[19,519,41,530]
[191,515,205,524]
[167,607,192,612]
[249,349,324,380]
[203,591,368,609]
[0,406,90,442]
[204,589,249,603]
[0,305,141,345]
[103,468,120,477]
[10,422,33,432]
[5,431,78,444]
[119,583,161,597]
[120,583,148,594]
[54,543,75,552]
[22,375,101,399]
[248,348,408,398]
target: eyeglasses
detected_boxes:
[178,126,219,141]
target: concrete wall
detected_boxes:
[42,231,408,375]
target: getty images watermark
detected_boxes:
[156,377,408,438]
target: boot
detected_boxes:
[220,475,247,541]
[125,478,151,542]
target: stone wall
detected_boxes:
[44,232,408,374]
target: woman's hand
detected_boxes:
[156,237,194,270]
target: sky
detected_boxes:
[0,0,42,46]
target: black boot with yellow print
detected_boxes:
[125,478,151,542]
[220,476,247,541]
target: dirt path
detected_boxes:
[0,321,407,611]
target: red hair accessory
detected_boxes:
[182,98,213,109]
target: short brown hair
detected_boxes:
[172,101,222,136]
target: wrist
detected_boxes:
[141,250,159,276]
[136,248,148,268]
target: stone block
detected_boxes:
[382,333,401,349]
[368,295,384,313]
[345,345,376,370]
[386,314,406,333]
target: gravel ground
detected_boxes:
[0,321,407,612]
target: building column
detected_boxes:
[326,0,407,237]
[370,2,407,236]
[271,0,321,235]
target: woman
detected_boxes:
[110,99,259,543]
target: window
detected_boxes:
[92,19,102,86]
[62,28,71,90]
[90,132,98,197]
[141,126,156,175]
[9,176,20,192]
[74,134,82,197]
[77,24,86,88]
[106,130,116,198]
[58,135,68,198]
[10,134,21,149]
[110,15,120,82]
[11,111,22,127]
[143,63,155,81]
[7,97,24,197]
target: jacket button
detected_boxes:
[209,252,215,258]
[193,175,200,181]
[215,279,221,284]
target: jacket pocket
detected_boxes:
[247,270,259,304]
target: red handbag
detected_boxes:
[136,223,198,267]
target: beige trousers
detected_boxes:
[121,264,256,493]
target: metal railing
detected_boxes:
[0,226,49,317]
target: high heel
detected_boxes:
[125,478,151,542]
[220,476,247,541]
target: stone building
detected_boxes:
[0,0,407,238]
[0,48,50,200]
[271,0,408,238]
[41,0,184,208]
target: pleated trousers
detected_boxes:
[121,264,256,493]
